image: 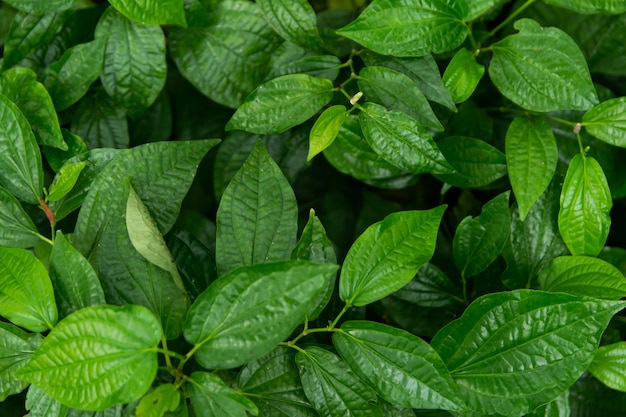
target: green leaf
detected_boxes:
[340,206,446,306]
[359,102,453,175]
[453,191,511,278]
[308,105,347,161]
[488,19,598,112]
[49,231,105,319]
[465,0,508,21]
[433,136,507,188]
[333,321,465,411]
[442,48,484,104]
[431,289,626,416]
[543,0,626,14]
[42,38,106,111]
[17,304,162,411]
[357,66,442,131]
[216,141,298,275]
[71,91,129,149]
[184,260,337,369]
[226,74,334,134]
[0,92,43,204]
[295,346,382,417]
[108,0,186,26]
[95,8,167,116]
[47,161,86,202]
[393,263,462,308]
[137,384,180,417]
[25,385,68,417]
[336,0,468,57]
[0,67,66,150]
[527,391,570,417]
[0,186,39,248]
[267,46,341,81]
[506,116,558,221]
[558,154,612,257]
[538,255,626,299]
[188,372,258,417]
[2,0,75,14]
[589,342,626,392]
[583,96,626,147]
[43,129,88,172]
[0,322,42,401]
[0,247,57,332]
[258,0,324,51]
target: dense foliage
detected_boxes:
[2,0,626,416]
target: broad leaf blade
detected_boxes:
[25,385,68,417]
[258,0,324,51]
[189,372,258,417]
[308,105,347,161]
[583,96,626,147]
[2,0,75,14]
[136,384,180,417]
[589,342,626,392]
[108,0,186,26]
[543,0,626,14]
[0,322,42,401]
[0,186,39,248]
[442,48,485,103]
[71,91,129,149]
[393,263,462,308]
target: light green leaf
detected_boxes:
[0,92,43,204]
[47,161,86,202]
[136,384,180,417]
[0,186,39,248]
[26,385,68,417]
[558,154,612,257]
[431,290,626,416]
[340,206,446,307]
[95,8,167,116]
[216,141,297,275]
[357,66,442,131]
[71,91,129,149]
[0,322,42,401]
[258,0,324,51]
[589,342,626,392]
[453,191,511,278]
[393,263,462,308]
[583,96,626,147]
[336,0,468,57]
[543,0,626,14]
[2,0,75,14]
[442,48,484,104]
[189,372,258,417]
[308,105,347,161]
[108,0,186,26]
[17,305,162,411]
[489,19,598,112]
[0,247,57,332]
[183,261,337,369]
[295,347,382,417]
[226,74,334,134]
[359,102,453,175]
[333,321,465,411]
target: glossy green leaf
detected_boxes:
[359,102,453,175]
[393,263,462,308]
[183,261,338,369]
[71,91,129,149]
[570,373,626,416]
[226,74,334,134]
[489,19,598,112]
[583,96,626,147]
[17,305,162,411]
[543,0,626,14]
[506,116,558,221]
[453,191,511,278]
[238,347,317,417]
[108,0,186,26]
[43,129,88,172]
[0,93,43,204]
[558,154,612,257]
[0,67,65,150]
[442,48,484,104]
[2,0,75,14]
[336,0,468,57]
[136,384,180,417]
[95,8,167,116]
[0,186,39,248]
[465,0,508,21]
[25,385,68,417]
[189,372,258,417]
[0,247,57,332]
[431,290,626,416]
[308,105,347,161]
[216,141,297,275]
[42,38,106,111]
[295,346,382,417]
[538,255,626,299]
[333,321,465,411]
[47,161,86,202]
[340,206,446,306]
[434,136,507,188]
[267,48,341,81]
[0,322,42,401]
[258,0,324,51]
[49,231,105,319]
[527,391,570,417]
[589,342,626,392]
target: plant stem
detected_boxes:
[329,303,351,330]
[36,233,54,246]
[484,0,538,40]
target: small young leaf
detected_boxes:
[0,186,39,248]
[543,0,626,14]
[47,161,86,202]
[308,105,347,161]
[258,0,324,51]
[107,0,186,26]
[583,96,626,147]
[340,206,446,307]
[589,342,626,392]
[226,74,334,134]
[17,305,162,411]
[558,154,612,257]
[71,91,129,149]
[188,372,258,417]
[0,247,57,332]
[136,384,180,417]
[0,322,42,401]
[442,48,485,103]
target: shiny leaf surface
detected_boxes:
[107,0,186,26]
[0,186,39,248]
[442,48,484,103]
[308,105,347,161]
[0,322,41,401]
[589,342,626,392]
[583,96,626,147]
[189,372,258,417]
[258,0,324,51]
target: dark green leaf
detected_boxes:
[340,206,446,306]
[26,385,68,417]
[0,322,42,401]
[43,128,88,172]
[431,290,626,416]
[465,0,508,21]
[71,91,129,149]
[3,0,75,14]
[570,373,626,416]
[308,105,347,161]
[129,90,172,145]
[558,154,612,256]
[442,48,484,103]
[0,186,39,248]
[17,305,162,411]
[583,96,626,147]
[183,261,338,369]
[489,19,598,112]
[446,101,493,140]
[393,263,462,308]
[543,0,626,14]
[108,0,186,26]
[136,384,180,417]
[527,391,570,417]
[267,45,341,81]
[333,321,465,411]
[589,342,626,392]
[258,0,324,51]
[47,161,86,202]
[188,372,258,417]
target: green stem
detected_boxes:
[36,233,54,246]
[576,131,585,157]
[154,347,186,363]
[329,303,351,330]
[483,0,538,40]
